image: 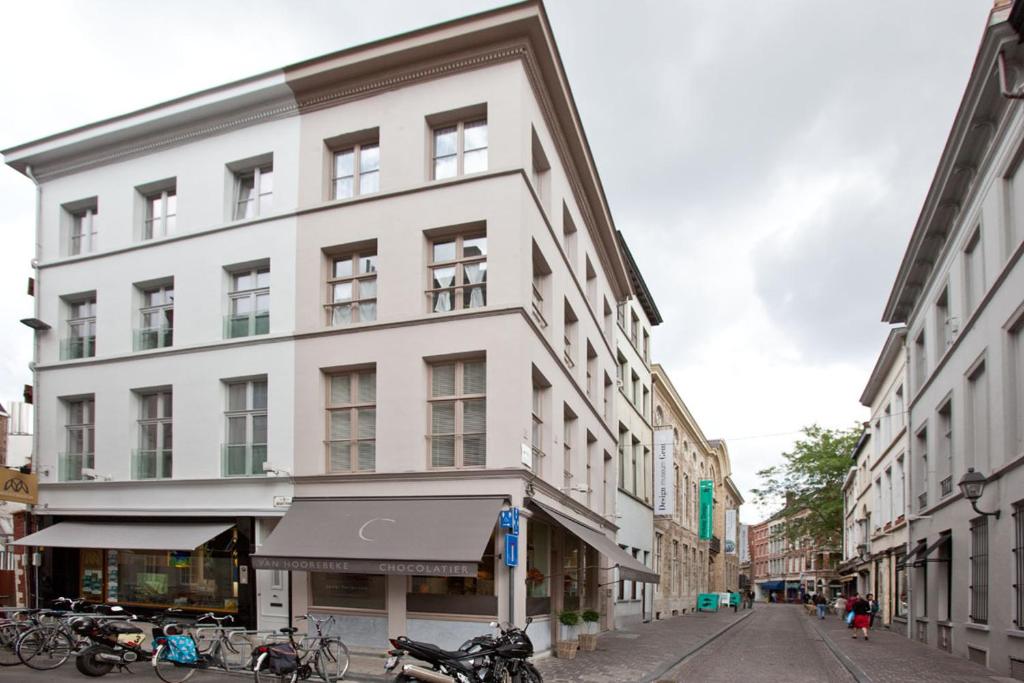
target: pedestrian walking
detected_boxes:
[851,594,871,640]
[845,592,858,628]
[868,594,879,628]
[814,592,827,619]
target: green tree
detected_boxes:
[752,424,861,548]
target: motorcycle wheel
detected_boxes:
[75,646,116,677]
[513,662,543,683]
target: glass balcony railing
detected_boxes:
[133,327,173,351]
[60,336,96,360]
[221,443,267,477]
[58,451,94,481]
[224,312,269,339]
[131,449,172,479]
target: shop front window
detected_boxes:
[311,573,386,611]
[408,532,496,615]
[563,542,581,612]
[526,521,551,616]
[102,529,239,613]
[895,560,908,619]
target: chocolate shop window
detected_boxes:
[310,572,386,611]
[408,532,497,616]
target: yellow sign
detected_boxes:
[0,469,38,504]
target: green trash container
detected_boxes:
[729,592,740,608]
[697,593,719,612]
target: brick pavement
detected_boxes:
[809,609,1005,683]
[535,605,752,683]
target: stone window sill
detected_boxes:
[964,623,990,633]
[1006,629,1024,639]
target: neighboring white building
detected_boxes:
[3,1,659,648]
[879,1,1024,673]
[612,233,661,627]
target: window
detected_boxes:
[915,426,928,510]
[618,426,628,492]
[531,243,551,328]
[938,400,953,497]
[936,286,951,352]
[134,390,172,479]
[226,266,270,338]
[327,250,377,325]
[631,437,641,496]
[433,118,487,179]
[63,296,97,360]
[1014,501,1024,628]
[586,342,597,399]
[563,407,576,489]
[428,233,486,312]
[429,359,486,468]
[630,311,639,348]
[1013,320,1024,460]
[143,187,177,240]
[585,257,597,309]
[223,378,267,476]
[326,369,376,472]
[963,228,984,314]
[562,204,577,268]
[603,373,612,421]
[67,203,98,255]
[136,283,174,351]
[969,517,988,624]
[894,385,905,432]
[967,360,989,472]
[642,330,650,364]
[895,456,906,521]
[332,142,379,199]
[409,532,496,615]
[563,300,578,369]
[914,330,928,392]
[531,130,551,211]
[531,377,547,473]
[61,397,94,481]
[234,164,273,219]
[526,520,551,615]
[312,573,385,610]
[586,433,595,507]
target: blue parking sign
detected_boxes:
[504,533,519,567]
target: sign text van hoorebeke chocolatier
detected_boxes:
[0,468,38,505]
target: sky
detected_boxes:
[0,0,996,524]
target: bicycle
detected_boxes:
[252,616,349,683]
[0,609,40,667]
[152,612,239,683]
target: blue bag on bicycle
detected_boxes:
[164,635,199,664]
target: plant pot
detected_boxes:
[556,640,578,659]
[578,633,598,651]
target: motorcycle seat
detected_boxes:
[398,638,468,660]
[103,622,143,635]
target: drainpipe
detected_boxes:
[24,164,42,608]
[902,340,913,640]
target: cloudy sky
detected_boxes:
[0,0,995,522]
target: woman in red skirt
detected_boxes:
[851,594,871,639]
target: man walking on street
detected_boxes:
[814,592,827,619]
[868,594,879,628]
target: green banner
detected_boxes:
[699,479,714,540]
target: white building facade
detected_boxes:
[881,3,1024,674]
[4,2,659,648]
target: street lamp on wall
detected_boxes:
[856,543,868,561]
[958,468,1000,519]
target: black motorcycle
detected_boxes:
[385,619,541,683]
[71,614,151,677]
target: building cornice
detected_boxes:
[883,9,1015,323]
[859,327,907,406]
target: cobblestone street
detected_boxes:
[0,606,1013,681]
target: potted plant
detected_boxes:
[556,610,580,659]
[578,610,600,651]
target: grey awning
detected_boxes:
[914,531,951,566]
[897,540,927,567]
[251,496,504,577]
[12,521,233,551]
[529,500,660,584]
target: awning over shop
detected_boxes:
[12,521,233,551]
[251,496,504,577]
[758,580,784,591]
[528,500,659,584]
[898,540,927,568]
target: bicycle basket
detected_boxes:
[163,635,199,664]
[266,643,298,674]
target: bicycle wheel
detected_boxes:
[314,639,350,682]
[152,644,199,683]
[0,623,23,666]
[17,626,74,670]
[252,651,298,683]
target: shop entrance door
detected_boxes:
[256,519,289,631]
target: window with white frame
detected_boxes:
[233,164,273,220]
[428,233,486,313]
[67,203,98,256]
[143,187,177,240]
[226,266,270,338]
[332,142,379,199]
[63,295,97,360]
[1012,319,1024,459]
[429,359,486,468]
[326,369,376,472]
[136,283,174,351]
[938,400,953,497]
[895,455,905,521]
[963,228,984,314]
[531,380,546,473]
[432,118,487,179]
[1014,501,1024,629]
[563,300,577,369]
[936,286,952,352]
[223,378,268,476]
[135,390,172,479]
[327,250,377,325]
[970,516,989,624]
[563,407,576,488]
[967,360,989,473]
[914,330,928,393]
[61,396,95,481]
